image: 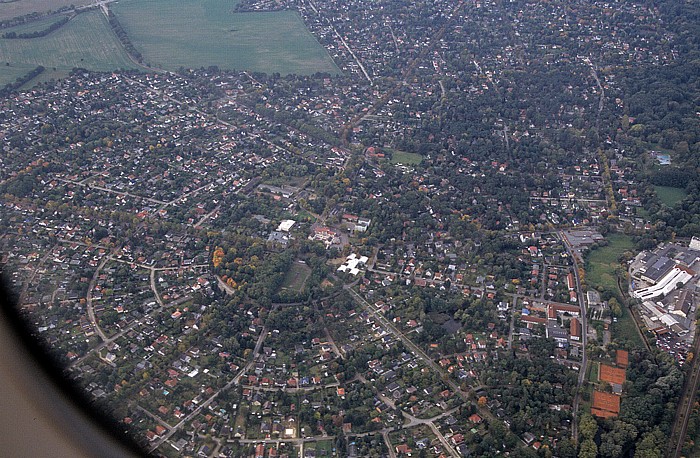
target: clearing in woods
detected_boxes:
[654,185,688,207]
[280,261,312,293]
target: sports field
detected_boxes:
[388,148,423,165]
[0,11,138,86]
[111,0,339,75]
[654,185,687,207]
[280,261,311,293]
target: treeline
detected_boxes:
[0,66,44,98]
[106,10,142,63]
[0,5,75,30]
[3,16,70,39]
[649,168,695,189]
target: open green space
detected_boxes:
[0,11,138,86]
[585,233,634,294]
[1,15,66,36]
[0,0,94,21]
[112,0,339,75]
[588,361,599,382]
[654,185,687,207]
[387,148,423,165]
[611,297,644,348]
[280,261,311,293]
[314,440,334,455]
[585,233,643,348]
[634,206,650,219]
[0,62,34,84]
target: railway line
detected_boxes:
[667,321,700,457]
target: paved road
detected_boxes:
[149,316,269,452]
[560,230,588,442]
[86,255,111,342]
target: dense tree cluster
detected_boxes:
[106,10,142,63]
[0,65,44,98]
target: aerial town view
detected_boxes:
[0,0,699,456]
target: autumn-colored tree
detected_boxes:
[478,396,487,407]
[212,246,225,268]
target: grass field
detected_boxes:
[588,361,599,382]
[0,0,94,21]
[654,185,687,207]
[585,233,644,348]
[0,62,33,84]
[112,0,339,75]
[1,15,65,35]
[0,11,138,86]
[280,261,311,293]
[585,233,634,294]
[387,148,423,165]
[612,297,644,348]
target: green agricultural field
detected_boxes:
[654,185,687,207]
[0,0,94,21]
[0,11,138,86]
[0,62,34,85]
[1,15,65,36]
[111,0,339,75]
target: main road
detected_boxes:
[560,230,588,442]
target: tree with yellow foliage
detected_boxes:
[212,246,225,268]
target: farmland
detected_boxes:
[111,0,339,75]
[0,11,138,86]
[0,0,94,21]
[1,15,65,36]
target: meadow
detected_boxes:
[585,233,644,347]
[111,0,339,75]
[654,185,687,207]
[0,11,138,86]
[585,233,634,294]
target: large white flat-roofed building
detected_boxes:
[277,220,296,232]
[633,265,694,300]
